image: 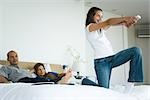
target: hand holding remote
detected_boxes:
[124,15,141,28]
[135,15,141,20]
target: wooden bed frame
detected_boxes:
[0,60,63,73]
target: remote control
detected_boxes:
[135,15,141,20]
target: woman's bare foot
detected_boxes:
[57,68,72,84]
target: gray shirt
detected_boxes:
[0,65,32,82]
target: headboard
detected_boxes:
[0,60,63,73]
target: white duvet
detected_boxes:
[111,84,150,100]
[130,85,150,100]
[0,83,139,100]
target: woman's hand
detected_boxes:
[123,16,138,28]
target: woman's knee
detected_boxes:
[132,47,142,55]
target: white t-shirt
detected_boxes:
[86,24,114,59]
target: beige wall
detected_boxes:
[128,26,150,84]
[0,1,2,48]
[0,0,85,65]
[148,37,150,84]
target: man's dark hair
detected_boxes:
[7,50,17,60]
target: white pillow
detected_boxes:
[44,63,52,73]
[0,64,3,68]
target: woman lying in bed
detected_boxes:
[34,63,99,86]
[34,63,72,84]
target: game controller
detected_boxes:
[135,15,141,20]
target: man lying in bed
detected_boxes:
[0,50,72,83]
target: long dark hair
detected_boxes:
[34,63,45,74]
[85,7,102,26]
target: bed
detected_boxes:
[0,60,149,100]
[131,85,150,100]
[111,84,150,100]
[0,83,139,100]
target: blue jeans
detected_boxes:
[82,78,99,86]
[94,47,143,88]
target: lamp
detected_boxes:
[66,45,87,77]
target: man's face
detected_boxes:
[7,51,19,65]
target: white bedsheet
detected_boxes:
[130,85,150,100]
[0,83,138,100]
[111,85,150,100]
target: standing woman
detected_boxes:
[85,7,143,89]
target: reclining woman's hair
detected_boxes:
[34,63,45,73]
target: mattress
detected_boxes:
[110,84,150,100]
[0,83,138,100]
